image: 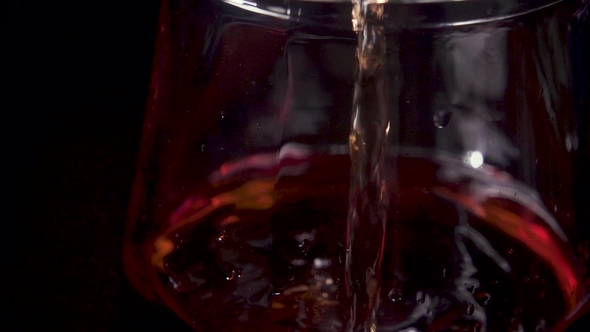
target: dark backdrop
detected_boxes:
[2,1,589,331]
[4,1,191,330]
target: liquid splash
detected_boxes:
[346,1,390,331]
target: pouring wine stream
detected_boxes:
[346,1,391,331]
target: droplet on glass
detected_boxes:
[223,261,237,281]
[388,288,403,302]
[433,109,452,128]
[201,144,205,152]
[466,303,475,316]
[215,228,227,243]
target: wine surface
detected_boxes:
[144,149,587,332]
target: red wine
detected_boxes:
[140,148,588,332]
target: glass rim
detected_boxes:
[221,0,567,28]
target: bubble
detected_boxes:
[236,267,244,278]
[215,228,227,243]
[313,257,331,269]
[223,261,237,281]
[466,303,475,316]
[467,151,484,168]
[299,239,311,255]
[388,288,403,302]
[507,247,513,255]
[291,259,307,266]
[433,109,452,128]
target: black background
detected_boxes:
[4,1,191,330]
[3,0,589,331]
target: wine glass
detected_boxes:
[123,1,590,331]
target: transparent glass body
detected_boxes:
[123,1,590,331]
